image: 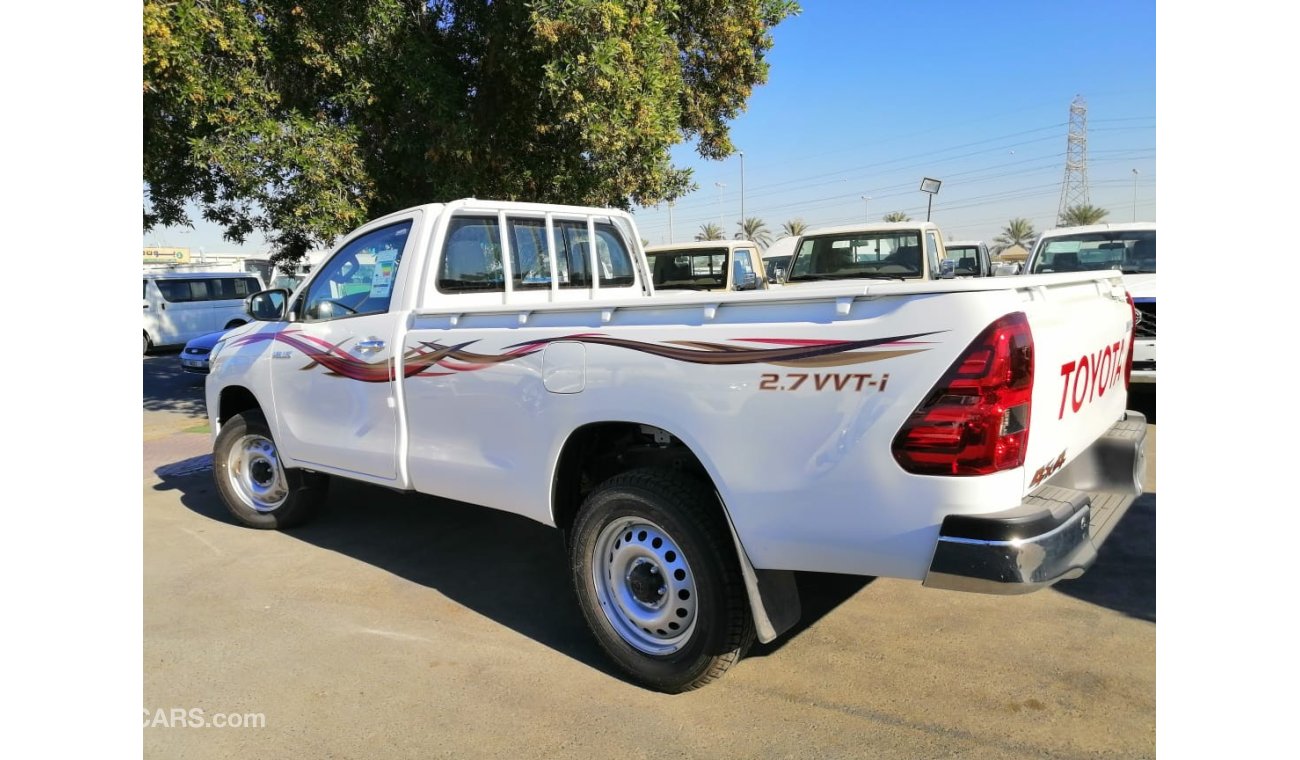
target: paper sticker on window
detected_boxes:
[369,249,398,298]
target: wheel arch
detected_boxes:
[217,385,264,427]
[550,420,800,644]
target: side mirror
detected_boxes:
[938,259,957,279]
[245,289,290,321]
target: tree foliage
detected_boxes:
[1059,204,1109,227]
[736,217,771,248]
[995,217,1037,250]
[696,222,725,241]
[779,218,806,238]
[144,0,801,265]
[882,211,910,222]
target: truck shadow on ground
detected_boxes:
[1051,492,1156,622]
[143,354,209,417]
[161,472,879,677]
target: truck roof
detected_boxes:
[799,221,942,238]
[645,240,759,253]
[944,240,985,248]
[1038,222,1156,240]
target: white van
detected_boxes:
[143,271,265,353]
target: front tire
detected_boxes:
[213,410,327,529]
[570,468,754,692]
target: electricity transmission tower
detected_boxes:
[1056,95,1091,223]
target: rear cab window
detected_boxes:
[787,230,924,282]
[433,211,638,305]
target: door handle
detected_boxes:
[355,339,385,353]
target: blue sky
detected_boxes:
[145,0,1155,253]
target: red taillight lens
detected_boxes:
[892,312,1034,476]
[1124,292,1136,390]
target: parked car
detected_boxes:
[761,237,798,284]
[783,221,951,283]
[179,329,233,374]
[1025,223,1156,383]
[643,241,766,292]
[943,240,994,277]
[143,271,265,354]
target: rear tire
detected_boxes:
[569,468,754,692]
[213,410,327,529]
[143,332,152,356]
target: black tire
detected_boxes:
[569,468,754,692]
[224,319,246,330]
[143,332,152,356]
[213,410,328,529]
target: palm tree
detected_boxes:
[883,211,911,222]
[780,219,808,239]
[1059,204,1109,227]
[735,217,771,248]
[695,223,725,241]
[995,218,1037,251]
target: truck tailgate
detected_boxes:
[1021,275,1134,496]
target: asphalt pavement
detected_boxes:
[143,355,1156,759]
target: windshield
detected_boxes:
[646,248,729,290]
[946,245,982,276]
[787,231,922,281]
[1030,230,1156,274]
[764,255,791,282]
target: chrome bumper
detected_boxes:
[923,411,1148,595]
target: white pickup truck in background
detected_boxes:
[1026,223,1156,383]
[644,241,766,292]
[207,199,1147,692]
[781,221,961,283]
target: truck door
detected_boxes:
[270,217,416,480]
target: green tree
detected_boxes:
[696,223,725,241]
[780,219,807,238]
[1059,204,1109,227]
[995,218,1037,250]
[144,0,801,266]
[883,211,910,222]
[736,217,771,248]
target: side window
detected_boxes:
[438,216,504,293]
[554,220,592,288]
[507,218,551,290]
[210,277,259,300]
[926,232,941,277]
[594,223,635,287]
[302,221,411,322]
[733,249,756,289]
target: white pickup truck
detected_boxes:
[206,199,1147,692]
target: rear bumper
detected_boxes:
[923,411,1147,594]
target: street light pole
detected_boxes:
[668,200,675,242]
[738,150,745,232]
[715,182,726,231]
[860,195,871,222]
[1131,168,1139,221]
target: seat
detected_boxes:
[1131,237,1156,270]
[889,245,920,270]
[1052,251,1079,271]
[957,256,977,275]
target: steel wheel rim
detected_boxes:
[227,434,289,513]
[592,516,699,655]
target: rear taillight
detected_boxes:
[1124,292,1136,390]
[892,312,1034,476]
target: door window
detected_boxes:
[301,221,412,322]
[438,216,505,293]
